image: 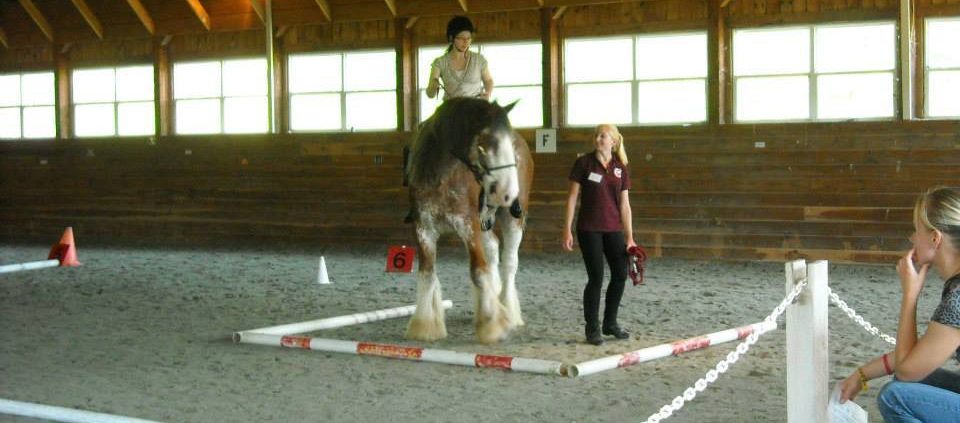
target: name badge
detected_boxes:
[613,168,622,178]
[587,172,603,183]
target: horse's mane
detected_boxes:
[409,98,513,186]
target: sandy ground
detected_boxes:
[1,242,955,423]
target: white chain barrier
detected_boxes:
[827,287,897,346]
[640,278,809,423]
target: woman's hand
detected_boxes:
[626,239,637,250]
[838,371,863,403]
[562,231,574,251]
[897,248,929,299]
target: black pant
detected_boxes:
[577,230,628,330]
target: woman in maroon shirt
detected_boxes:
[562,124,637,345]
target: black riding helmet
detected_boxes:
[446,16,475,42]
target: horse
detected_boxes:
[405,97,534,344]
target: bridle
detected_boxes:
[459,145,517,184]
[453,144,520,231]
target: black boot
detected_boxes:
[585,324,604,346]
[602,324,630,340]
[603,307,630,340]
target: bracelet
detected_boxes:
[882,353,893,375]
[856,368,869,391]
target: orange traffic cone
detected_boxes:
[47,227,81,267]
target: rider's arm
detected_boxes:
[426,66,441,99]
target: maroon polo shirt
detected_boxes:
[568,152,631,232]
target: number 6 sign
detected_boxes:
[386,245,415,273]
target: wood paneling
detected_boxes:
[2,121,958,263]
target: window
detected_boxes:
[564,33,707,126]
[73,65,155,137]
[288,50,396,132]
[733,22,895,122]
[417,42,543,128]
[0,72,55,140]
[925,17,960,118]
[173,58,267,134]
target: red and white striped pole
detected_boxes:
[569,320,777,377]
[238,332,565,375]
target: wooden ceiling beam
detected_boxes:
[0,26,8,48]
[314,0,332,22]
[405,16,420,29]
[184,0,212,31]
[553,6,568,19]
[458,0,469,12]
[126,0,156,35]
[250,0,265,23]
[384,0,397,17]
[71,0,105,40]
[17,0,55,42]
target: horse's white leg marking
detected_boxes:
[453,216,510,344]
[405,224,447,341]
[498,213,524,327]
[481,230,502,296]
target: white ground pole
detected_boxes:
[568,320,777,377]
[0,259,60,274]
[234,301,454,340]
[0,398,166,423]
[786,259,829,423]
[239,332,564,375]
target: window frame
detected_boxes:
[924,16,960,119]
[287,48,398,133]
[72,64,156,138]
[731,21,897,123]
[172,57,269,135]
[563,31,709,127]
[0,71,57,140]
[416,40,544,128]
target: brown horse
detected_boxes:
[405,98,534,344]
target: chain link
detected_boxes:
[641,278,808,423]
[827,287,897,346]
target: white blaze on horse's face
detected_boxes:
[476,129,520,208]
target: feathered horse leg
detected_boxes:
[405,222,447,341]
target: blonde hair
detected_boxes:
[914,186,960,249]
[595,124,628,165]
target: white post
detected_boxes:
[786,259,829,423]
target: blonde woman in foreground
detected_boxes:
[839,186,960,422]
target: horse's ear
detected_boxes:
[503,99,520,114]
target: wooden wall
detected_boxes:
[1,0,959,264]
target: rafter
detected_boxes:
[0,26,8,48]
[384,0,396,16]
[314,0,332,21]
[126,0,155,35]
[18,0,54,42]
[71,0,104,40]
[552,6,568,19]
[457,0,468,12]
[405,16,420,29]
[720,0,733,7]
[250,0,265,23]
[275,25,291,38]
[184,0,211,31]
